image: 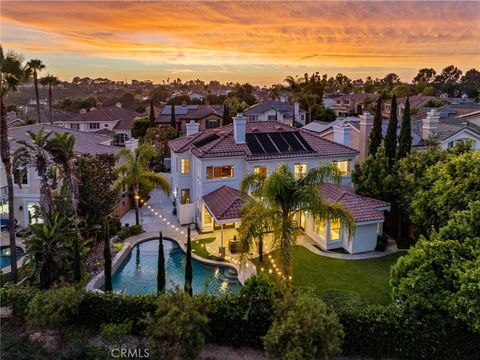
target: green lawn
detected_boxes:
[191,237,218,259]
[254,246,403,305]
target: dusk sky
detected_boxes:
[2,1,479,85]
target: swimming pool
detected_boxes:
[0,246,24,269]
[103,239,241,295]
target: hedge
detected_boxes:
[117,224,143,240]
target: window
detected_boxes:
[89,122,100,129]
[248,115,258,121]
[329,219,341,241]
[203,206,212,224]
[267,115,277,121]
[180,189,190,204]
[336,100,341,105]
[180,159,190,174]
[294,163,307,179]
[206,165,234,180]
[115,133,129,145]
[343,100,350,105]
[301,115,305,121]
[333,160,352,175]
[27,202,43,224]
[314,218,327,239]
[13,168,28,185]
[206,119,219,129]
[253,166,267,176]
[70,123,80,130]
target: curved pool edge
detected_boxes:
[0,243,27,275]
[86,231,256,293]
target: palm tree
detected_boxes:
[240,164,355,285]
[284,75,302,96]
[26,59,46,123]
[39,75,60,123]
[13,128,55,222]
[115,144,170,225]
[238,202,272,263]
[1,46,31,283]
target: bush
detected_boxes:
[117,224,143,240]
[26,287,85,329]
[142,291,210,360]
[264,291,343,360]
[375,234,388,251]
[0,284,39,318]
[101,321,132,345]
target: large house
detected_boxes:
[0,124,120,228]
[330,93,377,117]
[156,104,224,133]
[53,103,140,145]
[168,115,391,254]
[243,100,307,126]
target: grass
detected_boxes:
[191,237,217,259]
[253,245,403,305]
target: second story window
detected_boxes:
[253,166,267,176]
[333,160,352,176]
[267,115,277,121]
[89,122,100,129]
[294,163,307,179]
[181,159,190,174]
[206,165,234,180]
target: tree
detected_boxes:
[352,147,392,199]
[384,94,398,168]
[460,68,480,100]
[264,291,344,360]
[115,145,170,225]
[148,99,156,126]
[434,65,462,96]
[1,46,30,283]
[222,102,232,125]
[397,98,412,160]
[26,59,46,123]
[312,105,336,122]
[413,68,437,85]
[39,75,60,123]
[157,231,165,293]
[238,203,271,263]
[368,96,383,156]
[438,201,480,242]
[103,217,113,292]
[170,103,176,130]
[390,236,480,333]
[131,117,152,139]
[184,226,193,296]
[240,165,355,284]
[144,126,177,169]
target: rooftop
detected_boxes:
[64,106,140,130]
[202,186,247,221]
[243,101,306,116]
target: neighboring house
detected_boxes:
[330,93,377,117]
[53,103,140,145]
[188,92,204,102]
[323,92,346,109]
[28,98,48,106]
[0,124,120,228]
[156,104,224,133]
[243,100,307,126]
[9,107,76,125]
[168,116,389,254]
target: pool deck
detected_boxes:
[0,232,26,275]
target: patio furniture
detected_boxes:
[229,237,240,253]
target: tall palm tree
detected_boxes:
[115,144,170,225]
[39,75,60,123]
[240,164,355,285]
[26,59,46,123]
[1,47,31,283]
[13,128,55,222]
[284,75,302,96]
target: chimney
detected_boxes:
[115,102,122,108]
[333,123,351,147]
[124,138,139,151]
[423,109,440,140]
[80,108,87,114]
[293,102,300,124]
[358,112,374,162]
[233,113,247,144]
[186,120,200,136]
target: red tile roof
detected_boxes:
[318,183,390,223]
[202,186,248,221]
[169,120,358,160]
[65,107,139,130]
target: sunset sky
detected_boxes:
[1,1,479,85]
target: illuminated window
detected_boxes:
[181,159,190,174]
[206,165,234,180]
[180,189,190,204]
[329,219,341,241]
[203,206,212,224]
[253,166,267,176]
[333,160,352,175]
[314,218,327,239]
[294,163,307,179]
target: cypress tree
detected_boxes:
[397,98,412,160]
[384,94,398,168]
[157,231,165,293]
[149,99,155,126]
[369,95,383,156]
[103,217,113,292]
[170,103,176,130]
[223,103,228,125]
[184,226,193,296]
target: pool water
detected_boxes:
[0,246,24,269]
[104,239,241,295]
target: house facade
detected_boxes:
[156,105,223,133]
[168,116,389,254]
[330,93,377,117]
[243,100,307,126]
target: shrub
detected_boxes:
[375,234,388,251]
[0,284,38,318]
[264,292,344,360]
[26,287,85,329]
[142,291,210,360]
[101,321,132,345]
[118,224,143,240]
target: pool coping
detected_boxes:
[85,231,256,292]
[0,243,26,275]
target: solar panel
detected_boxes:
[281,132,304,152]
[255,133,279,154]
[294,132,314,152]
[246,133,265,154]
[269,132,290,153]
[193,133,220,148]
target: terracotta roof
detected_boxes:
[318,183,390,223]
[169,120,358,160]
[202,186,247,221]
[65,107,139,130]
[156,105,223,124]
